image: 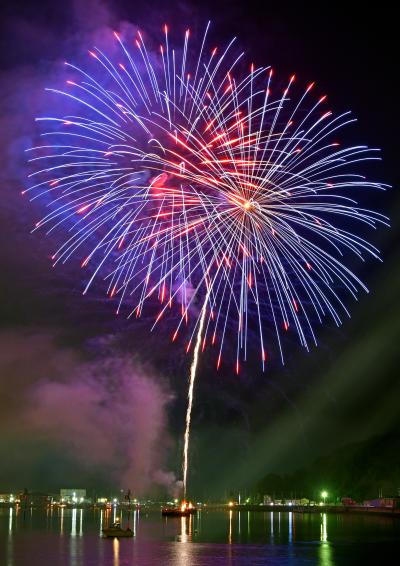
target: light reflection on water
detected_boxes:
[7,508,13,566]
[319,513,332,566]
[2,507,399,566]
[113,538,119,566]
[321,512,327,542]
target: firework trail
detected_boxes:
[25,23,388,494]
[183,292,209,497]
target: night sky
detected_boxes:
[0,0,398,498]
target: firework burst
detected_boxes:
[26,24,388,369]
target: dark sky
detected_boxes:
[0,0,398,497]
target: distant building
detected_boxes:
[19,490,52,507]
[60,489,87,503]
[0,493,17,503]
[364,497,400,509]
[341,497,356,506]
[287,498,310,506]
[97,497,108,504]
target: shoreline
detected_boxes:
[206,504,400,518]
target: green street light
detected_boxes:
[321,491,328,504]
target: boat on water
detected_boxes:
[102,522,134,538]
[162,501,197,517]
[102,490,134,538]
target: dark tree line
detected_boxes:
[255,433,400,502]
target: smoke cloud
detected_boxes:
[0,330,178,494]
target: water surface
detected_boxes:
[1,507,399,565]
